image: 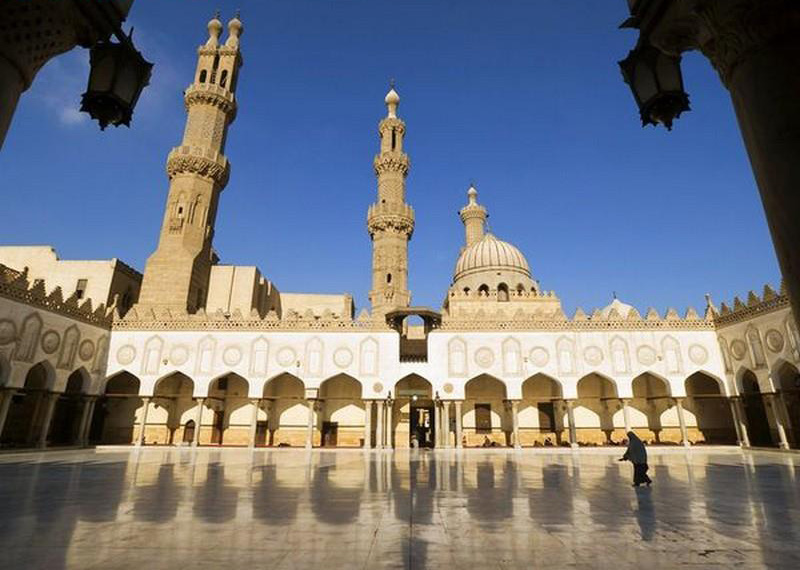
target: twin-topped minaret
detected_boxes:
[367,86,415,316]
[137,14,244,314]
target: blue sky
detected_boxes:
[0,0,779,315]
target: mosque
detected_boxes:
[1,15,799,452]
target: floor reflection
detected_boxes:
[0,448,798,568]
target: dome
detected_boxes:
[454,233,531,282]
[385,87,400,106]
[600,297,634,319]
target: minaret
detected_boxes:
[367,85,414,316]
[459,184,487,246]
[136,14,243,314]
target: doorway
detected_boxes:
[410,403,435,448]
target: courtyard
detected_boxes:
[0,448,798,569]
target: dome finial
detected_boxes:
[467,182,478,204]
[226,10,243,47]
[385,80,400,118]
[206,11,223,47]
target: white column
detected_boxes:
[36,393,58,449]
[0,389,14,440]
[733,398,751,447]
[511,400,521,449]
[442,401,451,448]
[766,394,790,450]
[566,400,578,449]
[192,397,204,448]
[76,396,94,446]
[248,399,260,448]
[621,399,632,434]
[305,399,315,449]
[363,400,372,449]
[375,400,384,450]
[82,398,98,446]
[454,400,463,449]
[675,398,690,448]
[386,400,393,448]
[26,392,45,444]
[137,397,151,447]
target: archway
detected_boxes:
[262,373,306,447]
[153,372,195,446]
[393,374,434,449]
[48,368,88,446]
[774,362,800,447]
[739,370,773,447]
[684,372,737,444]
[464,374,509,447]
[630,373,672,443]
[207,373,250,446]
[575,373,619,445]
[318,374,364,447]
[0,362,52,447]
[93,371,141,444]
[520,374,564,446]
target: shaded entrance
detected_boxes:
[394,374,434,448]
[684,372,737,444]
[740,370,773,447]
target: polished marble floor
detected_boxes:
[0,447,798,569]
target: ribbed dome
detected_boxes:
[454,233,531,281]
[600,298,634,319]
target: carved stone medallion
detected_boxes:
[474,347,495,368]
[333,347,354,368]
[730,339,747,360]
[41,330,61,354]
[116,345,136,365]
[0,319,16,345]
[529,347,549,367]
[636,346,657,366]
[583,346,604,366]
[222,346,243,366]
[372,382,384,393]
[688,344,709,366]
[78,339,95,361]
[443,383,454,394]
[277,347,296,367]
[765,329,785,353]
[170,345,189,366]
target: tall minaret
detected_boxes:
[137,14,243,314]
[459,184,487,247]
[367,85,414,316]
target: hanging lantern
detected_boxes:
[619,43,690,130]
[81,33,153,130]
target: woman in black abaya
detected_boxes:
[619,431,652,487]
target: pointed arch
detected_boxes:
[609,336,630,374]
[718,337,733,374]
[14,312,42,363]
[249,336,270,378]
[141,336,164,376]
[502,337,522,377]
[576,372,619,399]
[522,373,563,400]
[556,336,576,376]
[262,372,305,399]
[359,337,379,377]
[208,371,250,398]
[465,374,508,399]
[773,359,800,392]
[92,335,109,374]
[23,361,55,390]
[195,335,217,375]
[632,371,671,399]
[65,367,91,394]
[104,370,141,395]
[304,337,324,378]
[153,371,195,398]
[661,336,682,374]
[448,337,468,377]
[746,326,767,369]
[57,325,80,370]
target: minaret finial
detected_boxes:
[226,10,244,47]
[207,11,223,47]
[385,81,400,119]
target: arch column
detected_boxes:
[621,398,632,434]
[363,400,372,449]
[674,398,690,448]
[765,393,790,450]
[137,397,151,447]
[510,400,521,449]
[0,388,14,440]
[305,399,316,449]
[248,399,260,448]
[565,399,578,449]
[731,397,751,447]
[192,397,205,447]
[76,396,97,447]
[442,400,451,448]
[454,400,463,449]
[36,393,58,449]
[375,399,384,449]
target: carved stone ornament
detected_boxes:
[78,339,95,361]
[529,347,550,367]
[166,152,229,185]
[474,347,495,368]
[730,339,748,360]
[276,347,296,367]
[688,344,709,366]
[116,345,137,365]
[583,346,604,366]
[170,345,190,366]
[222,346,243,366]
[636,346,657,366]
[372,382,384,393]
[184,85,236,114]
[443,383,454,394]
[765,329,785,353]
[0,319,16,345]
[333,347,353,368]
[40,330,61,354]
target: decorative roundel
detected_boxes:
[529,347,549,367]
[765,329,785,353]
[730,339,747,360]
[78,339,95,361]
[583,346,604,366]
[333,347,354,368]
[688,344,709,365]
[169,345,189,366]
[636,346,657,366]
[443,383,454,394]
[276,347,297,367]
[40,330,61,354]
[474,347,495,368]
[372,382,384,393]
[0,319,16,345]
[222,346,243,366]
[116,345,136,365]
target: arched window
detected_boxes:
[498,283,509,302]
[391,128,397,150]
[478,284,489,297]
[386,273,392,284]
[516,284,525,294]
[463,287,470,295]
[220,69,228,88]
[199,69,207,83]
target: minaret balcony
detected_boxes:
[166,145,230,186]
[367,202,415,236]
[184,83,237,116]
[373,152,410,175]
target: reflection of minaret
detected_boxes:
[367,85,414,316]
[136,13,243,314]
[459,184,487,247]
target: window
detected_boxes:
[475,403,492,433]
[391,128,397,150]
[498,283,509,302]
[220,69,228,88]
[537,403,555,431]
[478,284,489,297]
[76,279,88,300]
[199,69,207,83]
[463,287,470,294]
[386,273,392,284]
